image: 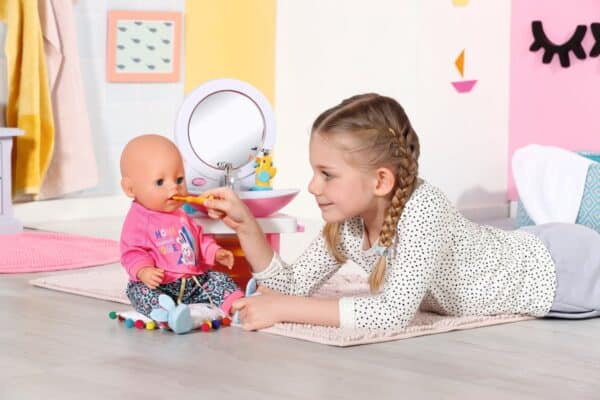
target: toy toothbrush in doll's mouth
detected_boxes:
[170,194,209,204]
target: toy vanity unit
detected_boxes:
[173,79,300,289]
[0,128,23,234]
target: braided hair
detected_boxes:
[312,94,420,292]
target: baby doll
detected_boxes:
[119,134,243,334]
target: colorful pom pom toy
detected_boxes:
[109,310,231,333]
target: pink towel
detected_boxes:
[0,231,119,273]
[37,0,98,199]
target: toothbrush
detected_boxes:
[171,195,208,204]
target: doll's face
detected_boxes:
[120,135,188,213]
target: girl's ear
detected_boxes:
[373,167,396,197]
[121,177,135,198]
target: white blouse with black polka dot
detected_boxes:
[253,181,556,330]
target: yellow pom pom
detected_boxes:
[203,320,212,329]
[146,321,156,330]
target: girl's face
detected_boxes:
[308,132,379,223]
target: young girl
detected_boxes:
[203,93,600,331]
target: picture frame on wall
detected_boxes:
[106,10,182,82]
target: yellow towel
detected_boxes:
[0,0,55,197]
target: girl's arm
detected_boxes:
[233,292,340,330]
[204,187,347,296]
[202,187,274,272]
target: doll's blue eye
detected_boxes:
[176,177,184,185]
[155,179,164,186]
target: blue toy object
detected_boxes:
[516,152,600,234]
[150,294,193,334]
[233,277,258,324]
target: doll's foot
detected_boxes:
[149,294,193,334]
[168,304,193,334]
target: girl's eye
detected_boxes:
[176,177,184,185]
[322,171,332,180]
[155,179,164,186]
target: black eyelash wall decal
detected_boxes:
[589,23,600,57]
[529,20,587,68]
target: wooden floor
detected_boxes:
[1,217,599,399]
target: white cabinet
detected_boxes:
[0,128,23,234]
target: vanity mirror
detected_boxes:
[174,78,298,217]
[175,78,273,189]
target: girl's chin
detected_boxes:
[321,210,345,223]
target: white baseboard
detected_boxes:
[14,194,131,225]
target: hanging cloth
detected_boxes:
[38,0,98,199]
[0,0,55,198]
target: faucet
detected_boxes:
[216,161,235,189]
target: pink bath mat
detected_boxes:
[30,265,534,346]
[0,231,120,274]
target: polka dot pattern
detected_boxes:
[254,181,556,330]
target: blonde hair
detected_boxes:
[312,94,420,293]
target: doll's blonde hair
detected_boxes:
[313,94,420,293]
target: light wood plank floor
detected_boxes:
[1,218,599,399]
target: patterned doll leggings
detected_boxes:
[126,271,240,317]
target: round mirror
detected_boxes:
[175,79,275,186]
[189,91,263,169]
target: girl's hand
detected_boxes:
[137,267,164,289]
[202,187,254,232]
[215,248,234,269]
[231,287,284,330]
[203,187,274,274]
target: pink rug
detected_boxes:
[0,231,120,273]
[30,266,534,346]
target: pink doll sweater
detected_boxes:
[120,201,221,283]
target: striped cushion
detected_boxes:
[516,152,600,233]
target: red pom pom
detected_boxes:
[200,323,211,332]
[134,320,145,329]
[117,315,125,322]
[221,317,231,326]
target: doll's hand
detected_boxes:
[202,187,254,231]
[230,287,283,330]
[137,267,164,289]
[215,249,234,269]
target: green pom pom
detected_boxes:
[108,311,117,319]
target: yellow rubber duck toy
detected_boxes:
[252,151,276,191]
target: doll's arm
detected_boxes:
[120,243,157,282]
[197,234,220,266]
[120,214,158,281]
[136,267,165,289]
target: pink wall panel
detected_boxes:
[508,0,600,199]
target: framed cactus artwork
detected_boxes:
[106,10,182,82]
